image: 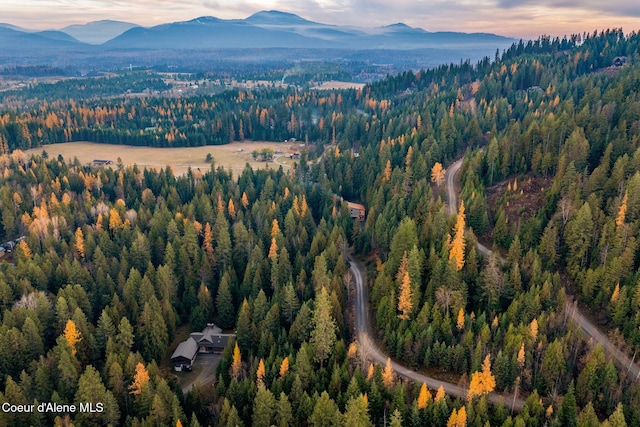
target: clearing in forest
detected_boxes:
[25,140,297,175]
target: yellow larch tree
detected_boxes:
[446,409,458,427]
[397,271,413,320]
[74,227,85,259]
[231,342,242,379]
[431,162,446,187]
[517,343,525,368]
[241,192,249,208]
[347,342,357,359]
[228,199,236,218]
[456,308,465,331]
[108,208,122,232]
[176,420,183,427]
[268,237,278,259]
[271,219,280,238]
[616,190,628,228]
[283,187,290,199]
[18,240,32,260]
[279,357,289,378]
[63,319,82,356]
[383,160,392,182]
[467,354,496,399]
[129,362,150,395]
[448,201,466,271]
[456,407,467,427]
[203,223,216,265]
[406,146,413,167]
[434,385,446,403]
[611,283,620,303]
[417,383,431,410]
[256,358,266,385]
[530,318,538,342]
[367,364,375,380]
[382,357,395,389]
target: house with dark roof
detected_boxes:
[171,324,236,371]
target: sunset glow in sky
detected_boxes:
[3,0,640,39]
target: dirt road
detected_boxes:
[348,253,525,411]
[445,156,640,382]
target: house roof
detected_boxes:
[347,202,366,211]
[171,337,198,361]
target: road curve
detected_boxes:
[445,156,640,382]
[348,254,525,411]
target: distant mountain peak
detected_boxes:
[386,23,411,29]
[186,16,222,24]
[246,10,315,25]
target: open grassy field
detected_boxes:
[26,141,297,175]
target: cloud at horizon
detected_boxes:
[1,0,639,38]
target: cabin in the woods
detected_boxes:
[92,159,114,166]
[171,324,236,371]
[347,202,366,221]
[613,56,627,67]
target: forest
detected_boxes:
[1,28,640,426]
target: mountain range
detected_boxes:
[0,10,514,52]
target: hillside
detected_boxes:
[1,29,640,427]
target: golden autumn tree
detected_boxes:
[397,271,413,320]
[18,240,32,260]
[256,358,266,385]
[271,219,280,238]
[383,160,392,182]
[74,227,85,259]
[431,162,445,187]
[517,343,525,368]
[108,208,122,232]
[241,192,249,208]
[231,342,242,379]
[176,420,183,427]
[456,308,465,331]
[405,146,413,167]
[129,362,150,395]
[468,354,496,399]
[417,383,431,410]
[382,357,395,389]
[447,409,458,427]
[268,237,278,259]
[367,364,375,380]
[456,407,467,427]
[347,342,357,359]
[448,201,466,271]
[616,190,627,228]
[530,318,538,342]
[279,357,289,378]
[611,283,621,303]
[434,385,446,403]
[64,319,82,356]
[203,223,216,265]
[228,199,236,218]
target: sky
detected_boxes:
[2,0,640,39]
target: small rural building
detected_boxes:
[171,324,236,371]
[289,151,301,159]
[347,202,366,221]
[613,56,627,67]
[93,159,114,166]
[171,338,198,371]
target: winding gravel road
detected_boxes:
[445,156,640,382]
[348,254,525,411]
